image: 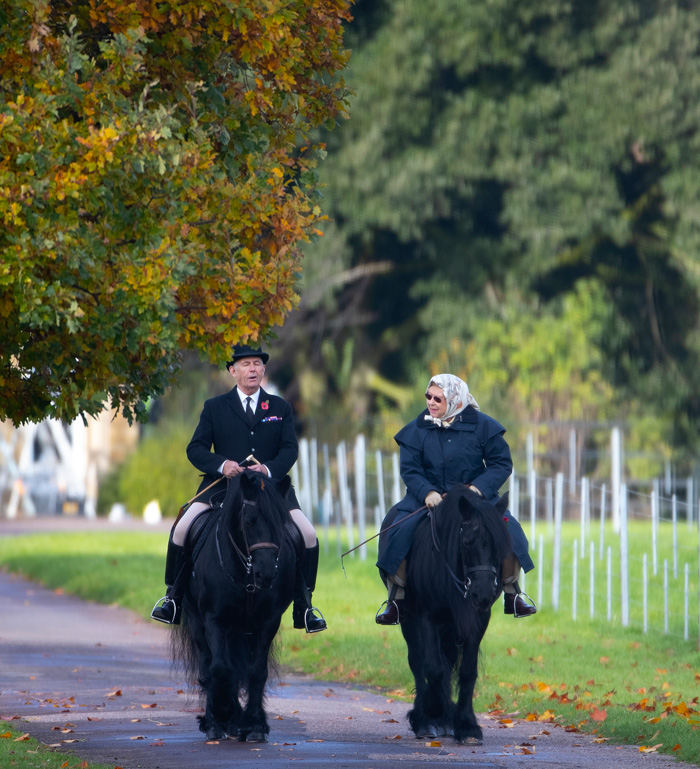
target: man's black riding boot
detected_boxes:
[151,538,188,625]
[293,541,327,633]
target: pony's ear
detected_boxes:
[495,491,509,516]
[276,475,292,500]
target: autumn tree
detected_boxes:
[0,0,351,424]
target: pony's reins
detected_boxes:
[174,455,257,524]
[429,507,499,599]
[340,505,428,577]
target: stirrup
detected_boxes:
[375,599,400,625]
[514,591,537,618]
[303,606,327,633]
[150,596,178,624]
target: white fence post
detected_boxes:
[552,472,564,611]
[572,539,578,621]
[589,541,595,619]
[620,483,629,627]
[354,435,367,560]
[611,426,622,533]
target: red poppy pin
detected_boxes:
[261,401,269,410]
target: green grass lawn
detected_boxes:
[0,524,698,765]
[0,721,115,769]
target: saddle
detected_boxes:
[184,504,305,566]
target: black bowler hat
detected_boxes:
[226,344,269,368]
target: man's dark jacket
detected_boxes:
[186,386,299,506]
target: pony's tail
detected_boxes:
[169,618,201,689]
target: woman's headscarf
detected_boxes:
[424,373,479,427]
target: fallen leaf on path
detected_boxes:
[130,735,146,740]
[14,733,30,741]
[106,690,122,697]
[140,704,157,709]
[498,718,515,727]
[426,741,442,747]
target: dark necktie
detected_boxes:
[245,396,254,424]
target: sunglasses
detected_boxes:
[425,393,444,404]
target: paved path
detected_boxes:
[0,518,691,769]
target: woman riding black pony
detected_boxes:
[376,373,536,625]
[171,471,301,742]
[400,484,513,743]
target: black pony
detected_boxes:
[400,485,512,745]
[171,471,299,742]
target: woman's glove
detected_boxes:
[425,491,443,508]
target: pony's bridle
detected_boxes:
[216,498,280,592]
[429,510,499,600]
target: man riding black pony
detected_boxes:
[151,344,326,634]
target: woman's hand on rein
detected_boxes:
[425,491,443,508]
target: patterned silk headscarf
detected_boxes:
[424,373,480,427]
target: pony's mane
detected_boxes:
[427,486,513,592]
[224,472,291,533]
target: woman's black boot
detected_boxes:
[376,583,403,625]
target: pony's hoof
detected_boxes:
[414,725,437,739]
[457,736,483,746]
[206,726,226,741]
[436,725,454,737]
[243,731,268,743]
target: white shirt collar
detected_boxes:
[237,388,261,409]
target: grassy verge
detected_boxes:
[0,721,116,769]
[0,526,698,765]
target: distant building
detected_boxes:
[0,411,138,518]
